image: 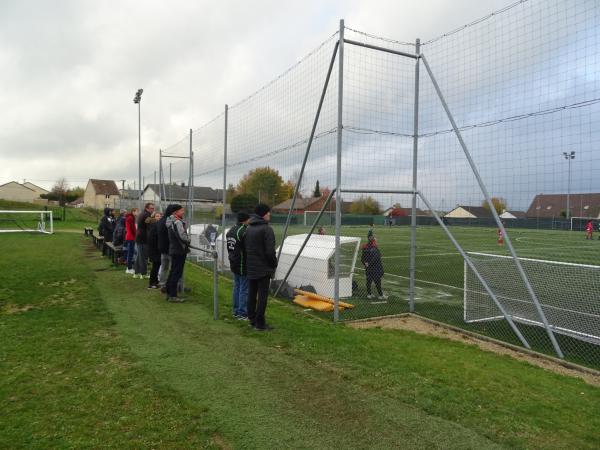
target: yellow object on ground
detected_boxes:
[293,295,339,312]
[293,289,355,310]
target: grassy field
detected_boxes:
[1,231,600,448]
[0,199,99,231]
[264,223,600,368]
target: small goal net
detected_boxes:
[570,217,600,232]
[303,210,335,227]
[464,252,600,344]
[0,210,54,234]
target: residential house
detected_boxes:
[444,205,494,219]
[499,210,527,220]
[526,193,600,218]
[0,181,40,203]
[141,184,224,211]
[84,179,120,209]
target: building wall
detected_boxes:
[0,182,38,203]
[444,207,477,219]
[83,182,119,209]
[22,183,49,196]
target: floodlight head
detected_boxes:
[133,88,143,104]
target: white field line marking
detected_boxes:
[349,265,463,291]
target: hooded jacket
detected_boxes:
[244,214,277,280]
[98,208,115,242]
[158,204,178,255]
[125,213,137,241]
[226,223,247,276]
[361,242,384,278]
[112,215,126,246]
[146,216,161,259]
[166,214,191,256]
[135,209,152,244]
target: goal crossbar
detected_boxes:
[0,210,54,234]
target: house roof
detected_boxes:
[383,207,426,217]
[500,210,527,218]
[447,205,494,218]
[272,197,322,211]
[0,181,35,192]
[89,179,120,196]
[22,182,49,193]
[526,193,600,218]
[145,184,223,202]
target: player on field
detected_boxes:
[497,227,504,246]
[585,220,593,240]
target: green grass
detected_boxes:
[1,232,600,448]
[266,223,600,368]
[0,199,99,231]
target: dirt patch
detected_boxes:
[1,304,36,315]
[350,315,600,387]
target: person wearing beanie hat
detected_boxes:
[165,204,190,302]
[244,203,277,331]
[226,210,251,319]
[157,204,181,291]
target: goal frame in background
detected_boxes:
[569,216,600,232]
[0,210,54,234]
[464,251,600,345]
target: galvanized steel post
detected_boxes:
[334,19,344,322]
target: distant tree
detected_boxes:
[236,167,287,205]
[350,196,381,215]
[482,197,507,215]
[51,177,69,206]
[231,193,259,213]
[225,183,236,204]
[313,180,321,198]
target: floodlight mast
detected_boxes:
[563,151,575,221]
[134,88,143,208]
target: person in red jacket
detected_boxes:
[586,220,593,240]
[124,208,139,274]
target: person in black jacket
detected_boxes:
[98,208,115,242]
[165,205,190,303]
[361,235,388,300]
[157,204,178,290]
[244,204,277,331]
[134,202,155,279]
[226,211,250,319]
[146,212,162,289]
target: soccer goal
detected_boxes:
[0,210,54,234]
[464,252,600,344]
[303,210,335,227]
[570,217,600,232]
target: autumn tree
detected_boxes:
[350,196,381,215]
[236,167,288,206]
[225,183,236,203]
[482,197,507,215]
[231,194,259,213]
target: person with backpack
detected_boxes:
[124,207,139,275]
[157,204,178,291]
[244,204,277,331]
[134,202,155,279]
[165,204,190,303]
[146,211,162,289]
[226,211,250,319]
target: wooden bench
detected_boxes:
[104,242,124,266]
[93,235,104,250]
[84,227,94,236]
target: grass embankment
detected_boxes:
[0,199,99,230]
[1,232,599,449]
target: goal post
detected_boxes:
[0,210,54,234]
[570,216,600,232]
[303,210,335,227]
[464,251,600,344]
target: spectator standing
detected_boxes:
[226,211,250,319]
[146,212,162,289]
[165,205,190,303]
[124,208,139,274]
[134,202,155,279]
[157,204,177,291]
[99,208,115,242]
[112,209,127,265]
[245,204,277,331]
[361,235,387,300]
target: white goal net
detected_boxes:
[464,252,600,344]
[570,217,600,232]
[0,210,54,234]
[303,210,335,227]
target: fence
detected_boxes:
[141,0,600,370]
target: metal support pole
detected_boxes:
[138,101,142,210]
[169,163,172,202]
[153,170,157,205]
[274,189,336,297]
[188,129,194,227]
[408,38,420,313]
[421,54,563,358]
[334,19,344,322]
[158,150,163,212]
[567,156,572,220]
[417,192,531,350]
[213,251,219,320]
[220,105,229,271]
[277,41,340,263]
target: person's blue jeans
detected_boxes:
[125,240,136,269]
[232,273,248,317]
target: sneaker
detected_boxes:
[143,275,150,279]
[237,315,249,321]
[367,294,373,299]
[167,296,186,303]
[125,268,134,274]
[254,324,274,332]
[378,294,389,300]
[147,284,159,290]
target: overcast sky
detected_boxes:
[0,0,516,191]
